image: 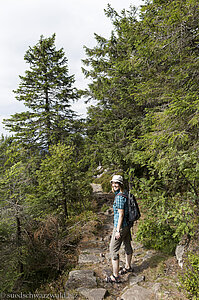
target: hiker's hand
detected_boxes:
[115,231,120,240]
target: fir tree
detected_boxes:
[4,34,78,150]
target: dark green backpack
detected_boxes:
[118,192,141,227]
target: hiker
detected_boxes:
[106,175,133,283]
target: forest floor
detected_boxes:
[62,184,188,299]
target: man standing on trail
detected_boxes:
[106,175,133,283]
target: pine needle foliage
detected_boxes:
[4,34,78,150]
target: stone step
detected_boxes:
[77,287,107,300]
[119,285,155,300]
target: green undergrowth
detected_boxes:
[101,203,110,213]
[178,252,199,299]
[136,218,179,255]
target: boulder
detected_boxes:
[78,253,103,264]
[129,275,145,286]
[65,269,97,290]
[175,244,186,268]
[78,287,107,300]
[120,285,154,300]
[90,183,103,193]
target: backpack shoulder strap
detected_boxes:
[117,192,128,199]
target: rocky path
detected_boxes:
[64,185,188,300]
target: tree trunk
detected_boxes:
[16,216,24,274]
[62,179,68,219]
[63,198,68,219]
[45,87,51,149]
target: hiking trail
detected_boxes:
[64,184,188,300]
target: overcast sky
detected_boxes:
[0,0,143,136]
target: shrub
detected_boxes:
[136,218,179,254]
[179,252,199,300]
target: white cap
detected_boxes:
[111,175,123,185]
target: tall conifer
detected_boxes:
[4,34,78,150]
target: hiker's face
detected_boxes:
[112,182,120,191]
